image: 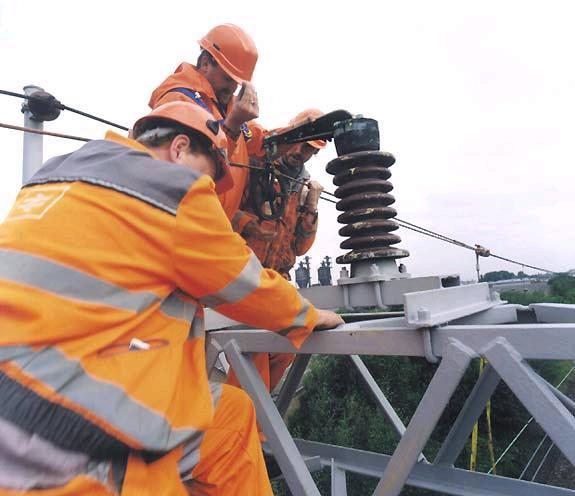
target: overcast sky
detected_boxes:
[1,0,573,283]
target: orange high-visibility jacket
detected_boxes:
[0,135,317,467]
[149,63,264,219]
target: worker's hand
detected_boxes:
[242,220,276,241]
[304,181,324,210]
[314,309,344,330]
[224,82,259,135]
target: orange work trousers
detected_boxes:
[0,385,272,496]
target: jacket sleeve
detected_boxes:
[231,209,258,234]
[172,175,318,349]
[294,214,318,256]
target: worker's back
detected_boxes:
[0,138,216,459]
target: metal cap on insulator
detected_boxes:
[328,117,409,277]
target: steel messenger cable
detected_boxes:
[0,86,557,275]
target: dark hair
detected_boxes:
[196,50,217,69]
[133,117,214,157]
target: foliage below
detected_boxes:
[480,270,518,282]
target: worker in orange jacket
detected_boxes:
[228,109,327,393]
[0,101,343,496]
[149,23,269,228]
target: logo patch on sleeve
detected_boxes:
[5,185,70,221]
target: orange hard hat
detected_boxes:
[132,101,233,193]
[288,109,327,149]
[198,24,258,83]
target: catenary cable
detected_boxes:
[0,120,559,274]
[0,88,129,131]
[0,122,91,142]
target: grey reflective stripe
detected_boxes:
[188,314,205,339]
[278,297,312,336]
[178,381,222,478]
[0,249,159,312]
[160,290,197,321]
[199,254,262,308]
[0,417,89,490]
[0,345,200,451]
[210,381,223,409]
[85,460,116,493]
[25,140,200,215]
[179,430,203,479]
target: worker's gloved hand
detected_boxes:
[224,82,259,135]
[314,309,344,330]
[242,219,276,241]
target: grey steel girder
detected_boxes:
[208,323,575,360]
[295,439,575,496]
[207,300,575,496]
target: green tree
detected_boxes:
[548,274,575,302]
[480,270,517,282]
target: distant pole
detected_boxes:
[476,252,481,282]
[21,85,45,182]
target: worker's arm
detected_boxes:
[294,215,318,255]
[294,180,322,255]
[223,82,258,140]
[172,176,341,347]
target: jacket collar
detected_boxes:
[148,62,217,108]
[105,131,159,159]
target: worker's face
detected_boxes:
[203,63,238,107]
[284,143,319,168]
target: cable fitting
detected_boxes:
[475,244,491,258]
[22,90,62,122]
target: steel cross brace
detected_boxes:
[435,362,501,465]
[482,338,575,466]
[222,341,417,495]
[223,340,321,496]
[373,339,476,496]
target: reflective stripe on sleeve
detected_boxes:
[278,296,312,337]
[198,253,262,309]
[189,314,205,339]
[160,290,197,321]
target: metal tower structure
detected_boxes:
[205,113,575,495]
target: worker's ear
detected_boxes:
[169,134,191,163]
